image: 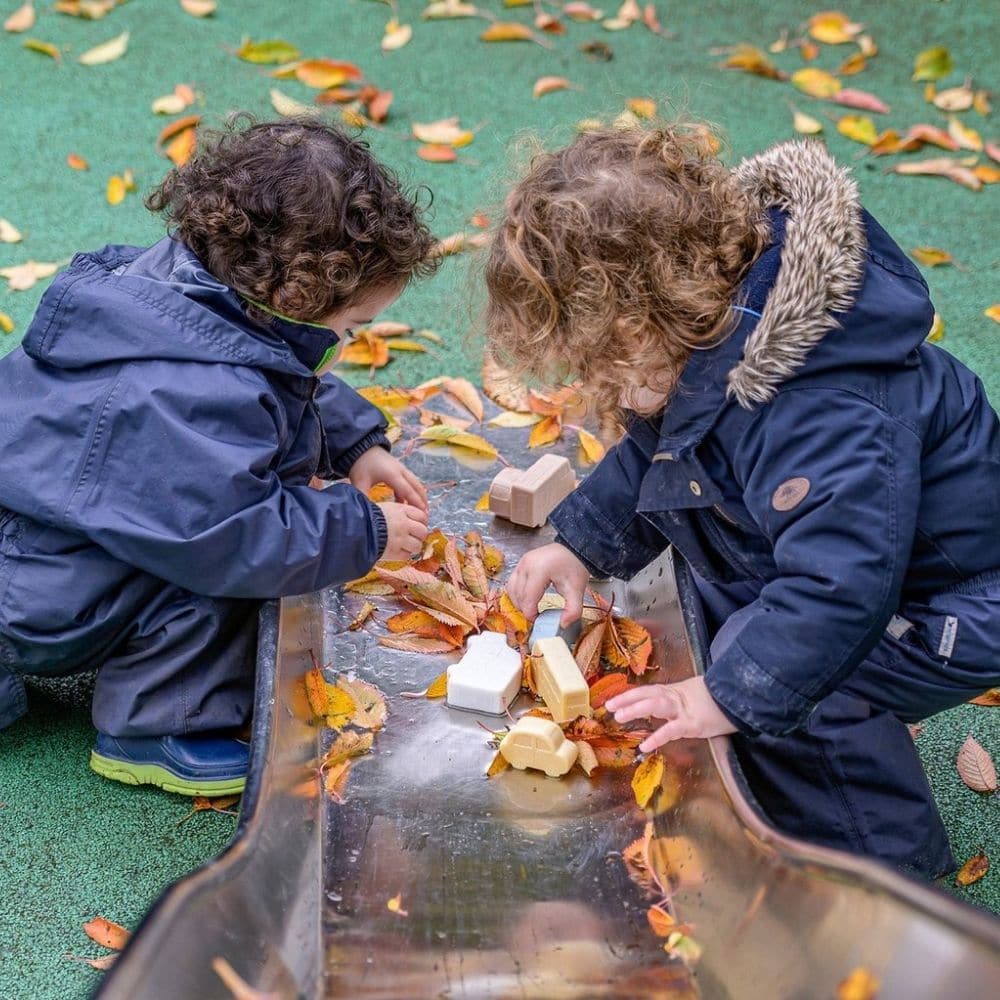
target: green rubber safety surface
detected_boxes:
[1,1,998,997]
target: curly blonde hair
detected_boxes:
[483,122,770,420]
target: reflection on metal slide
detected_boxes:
[97,432,1000,1000]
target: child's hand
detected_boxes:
[377,502,429,561]
[606,676,737,752]
[350,447,428,513]
[507,543,590,626]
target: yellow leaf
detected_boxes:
[481,21,535,42]
[325,686,357,730]
[791,106,823,134]
[577,427,606,464]
[838,52,866,76]
[627,97,657,119]
[386,893,408,915]
[631,753,664,808]
[912,46,952,82]
[984,305,1000,324]
[528,414,562,448]
[973,90,992,116]
[23,37,60,59]
[4,2,34,32]
[808,11,863,45]
[152,93,189,115]
[474,490,490,511]
[386,338,427,352]
[236,38,300,64]
[356,386,413,411]
[292,58,361,89]
[837,967,880,1000]
[426,672,448,699]
[926,313,944,343]
[0,218,22,242]
[791,67,842,99]
[78,29,129,65]
[488,410,542,428]
[106,175,126,205]
[947,116,982,152]
[0,312,14,334]
[910,247,953,267]
[411,117,475,147]
[323,759,352,802]
[486,748,510,776]
[382,19,412,51]
[973,164,1000,184]
[837,114,878,146]
[419,425,497,457]
[722,44,784,80]
[180,0,217,16]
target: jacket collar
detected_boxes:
[239,297,341,374]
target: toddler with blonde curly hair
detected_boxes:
[492,123,1000,878]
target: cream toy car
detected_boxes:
[499,715,578,777]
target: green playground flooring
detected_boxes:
[0,1,997,996]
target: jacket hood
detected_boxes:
[20,236,324,375]
[726,140,927,408]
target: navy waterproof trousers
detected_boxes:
[695,573,1000,880]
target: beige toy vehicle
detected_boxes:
[499,716,578,777]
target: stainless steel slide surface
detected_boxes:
[98,435,1000,1000]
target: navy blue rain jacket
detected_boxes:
[0,236,390,602]
[549,141,1000,737]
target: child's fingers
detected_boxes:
[404,504,428,526]
[639,720,688,754]
[558,582,583,626]
[610,696,668,725]
[605,687,662,712]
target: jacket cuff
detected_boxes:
[549,490,662,581]
[332,430,391,479]
[364,497,389,561]
[704,637,817,737]
[553,534,607,579]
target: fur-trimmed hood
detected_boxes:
[726,140,869,409]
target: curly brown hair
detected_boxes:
[146,113,440,323]
[483,122,771,420]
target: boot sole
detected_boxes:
[89,751,246,797]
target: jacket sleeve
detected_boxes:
[704,387,922,737]
[312,374,390,479]
[548,432,668,579]
[64,367,388,599]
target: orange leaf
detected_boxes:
[528,414,562,448]
[323,759,352,802]
[577,427,605,464]
[837,967,880,1000]
[386,609,438,633]
[971,688,1000,705]
[632,752,664,808]
[83,916,130,952]
[905,123,959,151]
[721,45,786,81]
[589,672,629,708]
[486,748,510,776]
[627,98,657,120]
[480,21,535,42]
[66,152,89,170]
[4,3,35,32]
[418,144,457,163]
[955,851,989,887]
[347,601,376,631]
[956,735,997,792]
[366,89,393,123]
[438,376,484,421]
[646,904,676,937]
[293,58,362,89]
[426,672,449,698]
[533,75,572,98]
[615,615,654,674]
[157,114,202,146]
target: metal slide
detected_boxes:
[97,433,1000,1000]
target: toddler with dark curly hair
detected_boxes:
[0,115,435,794]
[493,123,1000,878]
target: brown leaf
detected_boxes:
[482,355,532,412]
[347,601,376,631]
[211,956,281,1000]
[193,794,241,813]
[905,123,959,151]
[533,75,573,98]
[956,735,998,792]
[955,851,989,887]
[615,615,654,674]
[83,916,130,951]
[574,739,600,776]
[969,688,1000,707]
[574,620,608,679]
[64,953,117,971]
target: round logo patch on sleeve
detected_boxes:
[772,477,811,512]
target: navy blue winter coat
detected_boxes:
[550,141,1000,737]
[0,235,390,607]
